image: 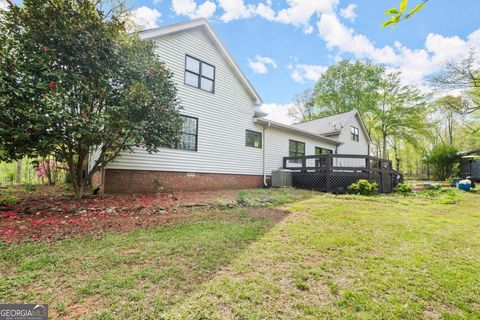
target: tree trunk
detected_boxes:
[382,133,388,159]
[71,170,84,200]
[46,159,54,185]
[16,159,22,184]
[73,183,83,200]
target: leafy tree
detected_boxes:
[432,52,480,111]
[383,0,428,27]
[433,96,463,145]
[424,145,461,180]
[368,71,429,159]
[312,60,384,117]
[0,0,182,199]
[287,89,316,123]
[432,52,480,136]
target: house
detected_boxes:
[89,19,370,193]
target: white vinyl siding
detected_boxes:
[337,115,369,155]
[107,28,264,175]
[264,127,337,175]
[106,26,341,177]
[88,145,102,173]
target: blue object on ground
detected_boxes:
[458,179,472,192]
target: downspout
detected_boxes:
[262,121,271,187]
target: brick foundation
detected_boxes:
[103,169,265,193]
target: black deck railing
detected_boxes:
[283,154,399,193]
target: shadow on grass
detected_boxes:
[0,188,315,319]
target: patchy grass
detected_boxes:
[0,188,315,319]
[2,188,480,319]
[163,190,480,320]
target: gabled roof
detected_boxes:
[254,118,341,146]
[292,110,356,134]
[292,110,371,143]
[138,18,263,105]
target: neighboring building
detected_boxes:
[89,19,370,193]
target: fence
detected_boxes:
[283,154,399,194]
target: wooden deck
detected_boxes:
[283,154,400,193]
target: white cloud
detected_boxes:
[130,6,161,30]
[258,103,294,124]
[195,1,217,18]
[255,1,276,20]
[290,64,327,83]
[275,0,338,33]
[214,0,339,33]
[316,11,480,87]
[248,55,278,74]
[340,3,357,22]
[171,0,216,19]
[218,0,253,22]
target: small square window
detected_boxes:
[246,130,262,148]
[184,55,215,93]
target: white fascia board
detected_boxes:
[254,118,342,146]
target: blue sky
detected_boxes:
[6,0,478,123]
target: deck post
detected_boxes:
[366,156,371,182]
[326,154,332,192]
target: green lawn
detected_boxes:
[2,189,480,319]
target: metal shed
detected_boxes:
[459,150,480,183]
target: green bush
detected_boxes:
[0,196,19,205]
[24,182,36,192]
[394,183,413,195]
[420,188,463,204]
[424,145,461,180]
[348,180,378,196]
[236,190,254,207]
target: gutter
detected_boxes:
[254,118,341,146]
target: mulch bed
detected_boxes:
[0,187,240,243]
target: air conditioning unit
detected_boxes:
[272,169,292,188]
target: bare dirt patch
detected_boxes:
[0,186,240,243]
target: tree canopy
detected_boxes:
[308,60,430,161]
[312,60,384,117]
[0,0,182,198]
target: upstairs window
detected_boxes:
[351,126,359,142]
[177,115,198,151]
[246,130,262,148]
[289,140,305,157]
[185,55,215,93]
